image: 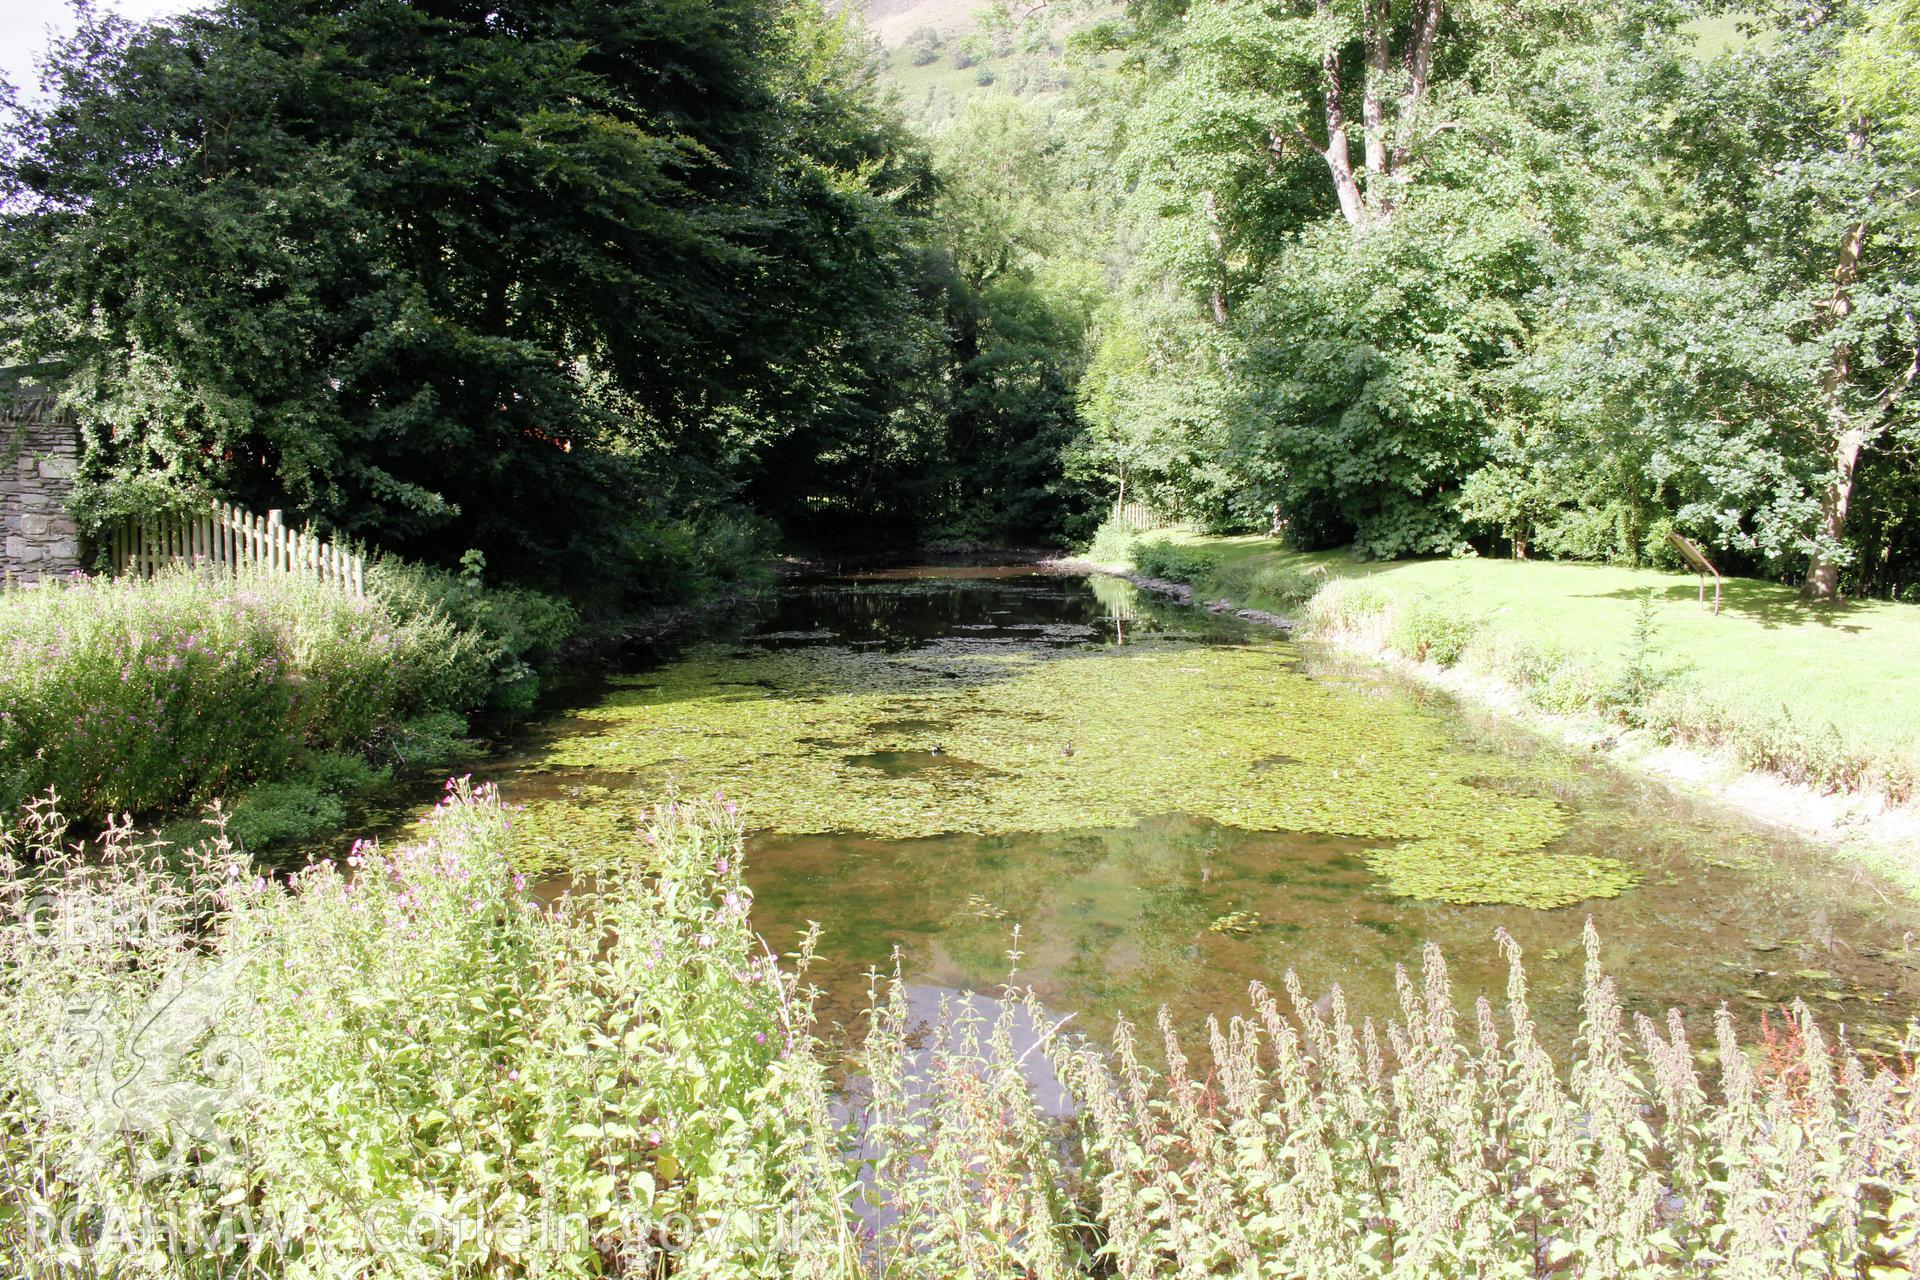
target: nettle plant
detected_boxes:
[0,786,854,1277]
[2,787,1918,1278]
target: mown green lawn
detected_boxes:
[1161,532,1920,758]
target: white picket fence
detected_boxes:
[112,501,365,598]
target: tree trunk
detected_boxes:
[1804,427,1865,601]
[1317,0,1367,227]
[1803,218,1868,602]
[1361,0,1391,185]
[1204,190,1231,324]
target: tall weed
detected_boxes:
[4,791,1916,1277]
[0,568,473,821]
[365,556,575,716]
[1386,598,1482,666]
[1084,517,1139,566]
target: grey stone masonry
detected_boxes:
[2,389,83,583]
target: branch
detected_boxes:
[1388,0,1444,174]
[1279,123,1322,156]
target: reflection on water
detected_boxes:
[446,567,1919,1053]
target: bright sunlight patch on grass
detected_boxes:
[1158,531,1920,761]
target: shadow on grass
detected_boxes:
[1594,582,1868,634]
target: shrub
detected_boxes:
[365,555,575,716]
[1084,516,1138,566]
[1209,561,1324,613]
[224,779,349,852]
[386,710,475,773]
[1130,538,1213,585]
[1387,598,1482,666]
[222,750,391,855]
[3,791,1916,1276]
[607,510,777,613]
[906,26,941,65]
[1489,637,1604,715]
[1,571,309,819]
[1249,564,1323,609]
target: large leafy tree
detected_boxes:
[1046,0,1600,548]
[1506,2,1920,590]
[0,0,929,580]
[1041,0,1920,593]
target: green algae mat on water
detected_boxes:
[537,632,1632,908]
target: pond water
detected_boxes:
[471,567,1920,1051]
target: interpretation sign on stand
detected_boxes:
[1666,531,1722,616]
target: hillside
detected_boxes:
[858,0,981,46]
[859,0,1118,127]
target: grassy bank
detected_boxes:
[3,787,1916,1276]
[1095,528,1920,807]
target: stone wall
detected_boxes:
[2,391,83,583]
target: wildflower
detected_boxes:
[696,933,714,949]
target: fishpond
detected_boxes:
[461,567,1920,1049]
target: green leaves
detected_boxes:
[1,0,938,587]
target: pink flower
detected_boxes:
[696,933,714,949]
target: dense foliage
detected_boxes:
[0,0,1122,572]
[1034,0,1920,597]
[5,0,1917,591]
[0,567,563,824]
[0,0,944,590]
[5,787,1916,1276]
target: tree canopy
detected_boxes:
[2,0,1917,600]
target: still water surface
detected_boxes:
[464,567,1920,1051]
